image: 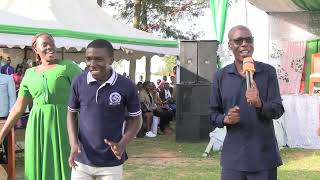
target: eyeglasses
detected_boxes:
[230,37,254,45]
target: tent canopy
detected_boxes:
[248,0,320,38]
[248,0,320,12]
[0,0,179,56]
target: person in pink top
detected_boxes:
[12,66,23,91]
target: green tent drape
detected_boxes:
[210,0,228,43]
[305,40,320,93]
[292,0,320,11]
[210,0,228,69]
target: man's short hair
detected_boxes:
[87,39,114,57]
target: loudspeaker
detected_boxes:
[176,113,211,142]
[179,40,218,84]
[175,84,212,142]
[197,40,218,84]
[179,41,198,83]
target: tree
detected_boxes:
[106,0,209,40]
[156,55,177,76]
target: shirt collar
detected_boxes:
[87,69,118,86]
[226,61,262,74]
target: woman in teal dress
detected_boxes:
[0,33,81,180]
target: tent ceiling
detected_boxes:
[249,0,320,38]
[248,0,320,12]
[0,0,179,56]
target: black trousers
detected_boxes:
[153,109,173,131]
[221,168,277,180]
[0,118,8,164]
[0,138,8,164]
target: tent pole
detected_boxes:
[129,58,136,82]
[61,47,65,59]
[24,48,27,59]
[145,56,151,81]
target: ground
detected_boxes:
[124,135,320,180]
[11,130,320,180]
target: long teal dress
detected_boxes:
[18,60,81,180]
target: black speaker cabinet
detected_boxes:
[175,84,212,142]
[179,41,198,83]
[179,40,218,84]
[197,40,218,84]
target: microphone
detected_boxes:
[242,57,255,89]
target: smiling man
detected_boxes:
[67,39,142,180]
[209,25,285,180]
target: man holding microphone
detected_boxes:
[209,25,284,180]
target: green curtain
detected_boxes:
[305,40,320,93]
[210,0,228,69]
[210,0,228,42]
[292,0,320,11]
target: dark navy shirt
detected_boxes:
[68,70,141,167]
[1,65,14,75]
[209,61,285,172]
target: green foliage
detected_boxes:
[112,59,125,70]
[156,55,177,76]
[106,0,209,40]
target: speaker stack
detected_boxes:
[176,40,219,142]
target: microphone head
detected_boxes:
[242,57,255,74]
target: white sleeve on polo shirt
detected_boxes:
[68,77,80,112]
[126,81,141,117]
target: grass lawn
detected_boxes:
[124,134,320,180]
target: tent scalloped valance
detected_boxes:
[0,24,178,48]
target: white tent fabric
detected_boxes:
[279,95,320,149]
[0,0,179,55]
[248,0,320,39]
[0,33,179,56]
[248,0,301,12]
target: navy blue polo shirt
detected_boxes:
[209,61,285,172]
[68,69,141,167]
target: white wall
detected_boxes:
[222,0,269,65]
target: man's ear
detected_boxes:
[109,57,114,65]
[228,41,231,50]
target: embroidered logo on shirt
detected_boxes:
[109,92,121,105]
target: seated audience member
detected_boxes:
[138,81,157,138]
[170,75,175,88]
[156,79,161,91]
[137,81,143,94]
[150,82,174,135]
[159,82,176,114]
[157,76,167,92]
